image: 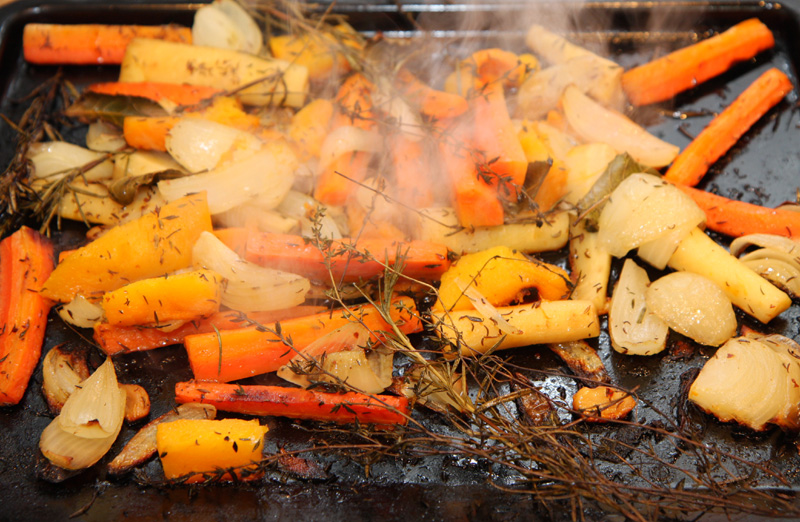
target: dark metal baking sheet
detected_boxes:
[1,1,800,520]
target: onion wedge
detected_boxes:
[40,359,126,470]
[689,334,800,431]
[41,345,90,414]
[598,173,705,259]
[608,259,668,355]
[192,231,310,312]
[58,359,126,439]
[645,272,736,347]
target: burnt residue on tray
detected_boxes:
[2,1,800,521]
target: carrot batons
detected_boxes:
[0,227,54,406]
[675,184,800,239]
[101,269,223,327]
[23,23,192,65]
[40,192,212,303]
[664,68,792,187]
[94,306,326,356]
[157,418,267,483]
[471,88,528,200]
[86,82,220,106]
[175,382,411,426]
[184,297,422,382]
[245,232,451,282]
[621,18,776,106]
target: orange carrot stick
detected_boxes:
[395,69,469,120]
[23,23,191,65]
[314,73,376,205]
[0,227,54,405]
[175,381,411,426]
[94,306,326,356]
[664,68,792,187]
[675,184,800,238]
[621,18,775,106]
[86,82,220,106]
[245,232,451,282]
[184,297,422,382]
[332,72,375,130]
[471,87,528,200]
[391,134,436,208]
[313,150,371,207]
[123,116,179,151]
[437,121,504,229]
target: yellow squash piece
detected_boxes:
[101,269,223,327]
[157,418,267,483]
[435,246,571,312]
[41,192,213,302]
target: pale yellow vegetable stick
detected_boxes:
[667,227,791,323]
[418,207,569,255]
[119,38,309,108]
[569,219,612,315]
[439,300,600,357]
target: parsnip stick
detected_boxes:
[667,227,791,323]
[439,300,600,357]
[119,38,309,108]
[525,24,624,110]
[569,219,612,314]
[418,207,569,254]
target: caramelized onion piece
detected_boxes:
[41,345,90,414]
[57,295,104,328]
[645,272,736,347]
[58,359,126,439]
[122,384,151,423]
[40,384,126,470]
[277,322,393,394]
[573,386,636,422]
[608,259,668,356]
[689,335,800,431]
[108,403,216,475]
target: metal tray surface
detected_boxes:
[1,1,800,521]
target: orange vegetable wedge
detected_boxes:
[40,192,212,302]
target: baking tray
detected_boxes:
[1,1,800,521]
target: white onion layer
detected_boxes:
[192,231,310,312]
